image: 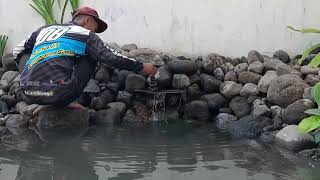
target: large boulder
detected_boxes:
[116,91,133,106]
[200,93,228,113]
[248,50,264,64]
[234,63,248,75]
[300,66,319,75]
[304,74,320,86]
[83,79,100,93]
[154,66,172,88]
[125,74,146,91]
[107,102,127,117]
[200,74,222,93]
[167,59,198,74]
[214,68,224,81]
[275,125,316,152]
[184,101,210,122]
[248,61,264,74]
[224,71,238,82]
[229,96,251,118]
[221,62,235,73]
[251,99,272,117]
[238,71,262,85]
[216,113,238,129]
[95,68,110,83]
[282,99,315,125]
[92,109,121,125]
[172,74,191,89]
[2,53,18,71]
[257,70,277,93]
[240,83,259,97]
[276,64,302,77]
[5,114,29,135]
[263,58,284,71]
[273,50,290,63]
[220,81,243,98]
[187,84,202,100]
[267,74,310,107]
[36,108,90,129]
[203,53,224,74]
[1,71,19,83]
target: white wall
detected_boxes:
[1,0,320,57]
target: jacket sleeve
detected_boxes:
[86,32,143,72]
[13,30,39,61]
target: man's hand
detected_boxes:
[142,63,157,77]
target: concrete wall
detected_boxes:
[1,0,320,57]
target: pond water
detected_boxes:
[0,122,319,180]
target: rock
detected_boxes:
[261,131,278,143]
[83,79,100,93]
[15,101,28,115]
[240,56,248,63]
[276,64,302,77]
[298,148,320,159]
[214,68,224,81]
[248,61,264,74]
[216,113,238,129]
[263,58,285,71]
[248,50,264,64]
[167,59,198,74]
[107,102,127,116]
[305,74,320,86]
[37,108,89,129]
[2,53,18,71]
[275,125,316,152]
[95,68,110,83]
[220,81,243,98]
[221,62,235,73]
[129,48,159,57]
[303,87,315,102]
[100,89,116,103]
[90,97,107,110]
[230,115,273,137]
[107,42,121,50]
[125,74,146,91]
[152,55,165,67]
[300,66,319,75]
[172,74,191,89]
[187,84,202,100]
[224,71,237,82]
[121,43,138,52]
[234,63,248,75]
[1,71,19,83]
[189,74,201,85]
[134,102,150,120]
[184,101,210,122]
[200,93,228,113]
[273,50,290,63]
[116,91,133,106]
[154,66,172,88]
[5,114,29,135]
[270,105,283,118]
[0,95,17,108]
[257,71,277,93]
[238,71,262,85]
[252,99,272,117]
[267,74,310,107]
[115,70,135,89]
[229,96,251,118]
[204,54,224,74]
[282,99,315,125]
[200,74,222,93]
[122,110,145,123]
[105,83,119,93]
[92,109,121,125]
[240,83,259,97]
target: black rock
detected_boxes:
[273,50,290,63]
[116,91,133,106]
[229,96,251,118]
[167,59,199,75]
[95,68,110,83]
[184,101,210,122]
[200,74,222,94]
[2,53,18,71]
[187,84,202,101]
[200,93,228,113]
[125,74,146,91]
[5,114,29,135]
[92,109,121,125]
[238,71,262,85]
[282,99,315,125]
[155,66,172,88]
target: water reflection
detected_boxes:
[0,123,319,180]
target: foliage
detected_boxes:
[70,0,80,12]
[0,35,8,60]
[30,0,57,25]
[287,26,320,34]
[297,44,320,66]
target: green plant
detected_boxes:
[30,0,57,25]
[69,0,79,12]
[0,35,8,60]
[60,0,79,23]
[287,26,320,67]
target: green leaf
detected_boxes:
[314,82,320,106]
[60,0,69,24]
[305,109,320,116]
[298,115,320,133]
[308,53,320,68]
[287,26,320,34]
[298,43,320,65]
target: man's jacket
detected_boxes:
[13,22,143,105]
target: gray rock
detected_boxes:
[200,74,222,93]
[204,54,224,74]
[121,43,138,52]
[123,110,144,123]
[200,93,228,113]
[230,115,273,138]
[221,62,235,73]
[219,108,233,114]
[90,97,107,110]
[240,83,259,97]
[23,104,39,116]
[15,102,28,115]
[116,91,133,106]
[100,89,116,103]
[125,74,146,91]
[252,99,272,117]
[134,102,150,120]
[275,125,316,152]
[224,71,237,82]
[95,68,110,83]
[276,64,302,77]
[187,84,202,100]
[83,79,100,93]
[2,53,18,71]
[220,81,243,98]
[129,48,159,57]
[0,95,17,108]
[167,59,199,75]
[248,61,264,74]
[303,87,315,102]
[240,56,248,63]
[263,58,285,71]
[105,82,119,93]
[37,108,89,129]
[298,148,320,159]
[300,66,319,75]
[1,71,19,83]
[115,70,135,89]
[282,99,315,125]
[172,74,191,89]
[92,109,121,125]
[267,74,310,107]
[261,131,278,143]
[305,74,320,86]
[248,50,264,64]
[270,105,283,118]
[152,55,165,67]
[184,101,210,122]
[238,71,262,85]
[5,114,29,135]
[214,68,224,81]
[273,50,290,63]
[229,96,251,118]
[234,63,248,75]
[257,70,277,93]
[216,113,238,129]
[107,102,127,116]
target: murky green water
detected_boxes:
[0,122,319,180]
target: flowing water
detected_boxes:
[0,122,320,180]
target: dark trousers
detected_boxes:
[18,54,96,106]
